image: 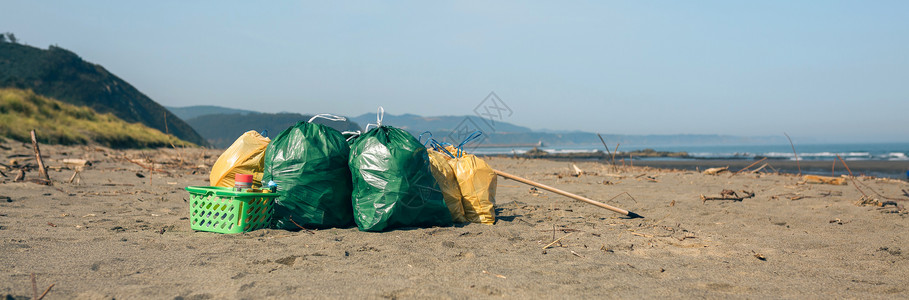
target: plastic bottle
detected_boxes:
[267,180,278,193]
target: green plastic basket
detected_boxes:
[185,186,278,234]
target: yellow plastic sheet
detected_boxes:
[448,151,497,224]
[427,149,467,223]
[210,130,270,188]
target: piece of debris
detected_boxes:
[802,175,846,185]
[855,196,883,207]
[135,172,145,178]
[702,166,729,175]
[701,190,755,203]
[529,187,542,196]
[63,159,90,169]
[482,270,507,279]
[571,164,584,177]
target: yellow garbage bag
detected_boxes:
[427,149,467,223]
[448,150,497,224]
[210,130,271,188]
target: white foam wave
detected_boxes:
[888,152,909,160]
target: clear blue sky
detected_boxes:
[5,1,908,142]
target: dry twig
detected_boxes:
[730,158,768,177]
[542,232,573,250]
[701,190,755,202]
[38,283,54,300]
[784,132,801,176]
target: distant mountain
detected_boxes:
[166,105,257,120]
[350,113,533,134]
[184,112,361,148]
[351,113,783,146]
[0,40,207,146]
[172,104,786,148]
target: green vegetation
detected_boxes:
[0,38,207,146]
[0,88,193,148]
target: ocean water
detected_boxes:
[470,142,909,161]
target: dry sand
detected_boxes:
[2,140,908,299]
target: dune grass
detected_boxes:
[0,88,194,148]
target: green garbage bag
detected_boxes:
[263,115,354,229]
[349,122,453,232]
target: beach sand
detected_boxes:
[2,141,908,298]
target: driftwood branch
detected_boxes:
[750,163,770,173]
[701,190,755,203]
[703,166,728,175]
[596,133,612,157]
[730,158,768,177]
[30,130,51,185]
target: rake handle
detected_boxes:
[494,169,642,218]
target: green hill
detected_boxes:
[185,112,362,148]
[0,88,192,148]
[0,40,206,146]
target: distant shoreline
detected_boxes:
[481,154,909,179]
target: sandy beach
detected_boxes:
[2,140,908,298]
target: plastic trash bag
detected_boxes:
[348,109,453,232]
[427,149,468,223]
[446,133,497,224]
[263,115,354,229]
[418,132,467,224]
[210,130,270,188]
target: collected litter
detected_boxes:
[443,135,498,224]
[209,130,270,188]
[185,185,278,234]
[187,107,641,233]
[423,135,468,223]
[263,114,354,230]
[348,109,453,231]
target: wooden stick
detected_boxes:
[68,170,78,183]
[836,154,869,198]
[30,130,50,183]
[494,169,643,218]
[542,232,573,249]
[31,273,37,300]
[596,133,612,161]
[751,163,769,173]
[784,132,801,176]
[612,143,620,173]
[831,159,836,177]
[836,154,854,177]
[730,157,768,177]
[37,283,54,300]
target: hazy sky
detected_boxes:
[5,1,908,142]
